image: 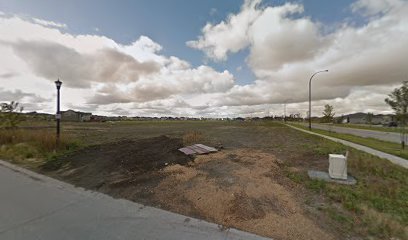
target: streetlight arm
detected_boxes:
[308,70,328,130]
[309,70,328,85]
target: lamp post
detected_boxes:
[55,79,62,146]
[308,70,328,130]
[283,99,292,123]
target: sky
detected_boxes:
[0,0,407,118]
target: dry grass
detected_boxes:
[0,128,79,153]
[182,130,204,146]
[362,206,408,239]
[155,149,336,240]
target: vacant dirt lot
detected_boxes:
[39,121,342,239]
[36,121,408,240]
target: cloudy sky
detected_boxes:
[0,0,407,117]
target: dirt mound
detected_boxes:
[43,136,191,190]
[154,149,336,240]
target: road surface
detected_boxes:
[299,123,403,144]
[0,160,271,240]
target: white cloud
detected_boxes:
[32,18,67,29]
[350,0,405,17]
[7,40,160,88]
[188,0,408,116]
[0,15,235,116]
[187,0,262,61]
[1,0,407,118]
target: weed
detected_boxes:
[182,130,204,146]
[0,128,82,164]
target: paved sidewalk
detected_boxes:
[287,125,408,169]
[0,160,271,240]
[297,123,402,144]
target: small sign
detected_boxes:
[55,114,61,120]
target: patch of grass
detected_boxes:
[283,167,306,184]
[284,125,408,239]
[313,139,347,156]
[289,123,408,159]
[306,179,327,192]
[362,206,408,239]
[0,128,82,164]
[0,143,39,161]
[332,123,403,133]
[324,206,354,226]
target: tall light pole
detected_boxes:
[55,79,62,146]
[283,99,292,123]
[309,70,328,130]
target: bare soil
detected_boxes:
[155,149,335,240]
[42,129,341,240]
[43,135,192,202]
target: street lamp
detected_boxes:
[55,79,62,146]
[283,99,292,123]
[308,70,328,130]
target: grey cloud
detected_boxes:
[0,72,18,79]
[9,40,160,88]
[136,98,191,109]
[65,103,98,112]
[86,84,174,105]
[0,88,48,102]
[88,93,133,105]
[86,64,234,105]
[110,107,131,116]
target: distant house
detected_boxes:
[341,112,394,125]
[61,109,92,122]
[346,112,368,124]
[90,115,107,122]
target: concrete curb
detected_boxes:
[286,124,408,169]
[0,159,272,240]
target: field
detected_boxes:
[1,120,408,240]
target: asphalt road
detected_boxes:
[0,160,271,240]
[301,123,404,144]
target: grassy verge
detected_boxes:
[0,128,82,168]
[331,123,403,133]
[289,123,408,160]
[281,127,408,239]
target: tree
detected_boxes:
[385,81,408,149]
[366,112,374,125]
[322,104,335,123]
[0,101,24,128]
[385,81,408,124]
[336,115,345,124]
